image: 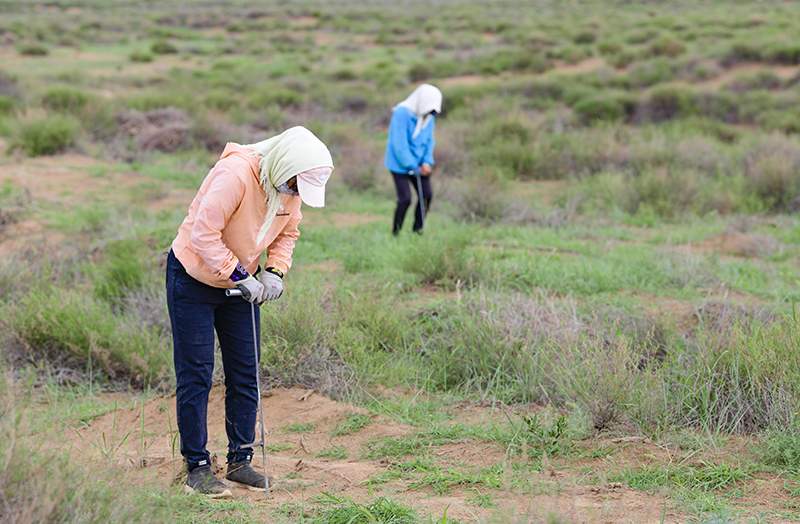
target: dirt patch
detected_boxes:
[287,16,319,27]
[664,232,781,259]
[0,153,195,255]
[54,386,798,522]
[551,57,607,75]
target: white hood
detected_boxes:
[395,84,443,139]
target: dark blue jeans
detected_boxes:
[165,250,260,471]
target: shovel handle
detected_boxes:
[226,288,243,297]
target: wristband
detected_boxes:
[229,263,250,282]
[265,267,284,279]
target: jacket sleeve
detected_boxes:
[423,119,435,166]
[388,108,418,172]
[189,163,244,280]
[265,207,301,274]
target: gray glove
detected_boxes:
[235,275,266,304]
[409,166,423,176]
[259,272,283,302]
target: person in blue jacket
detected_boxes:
[384,84,443,235]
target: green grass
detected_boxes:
[281,422,317,434]
[760,414,800,473]
[316,446,348,460]
[309,493,428,524]
[331,413,373,437]
[363,425,479,460]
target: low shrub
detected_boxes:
[475,49,551,75]
[685,312,800,431]
[17,42,49,56]
[625,28,659,45]
[203,89,240,111]
[627,57,676,87]
[647,37,687,58]
[597,41,623,55]
[18,115,81,156]
[418,295,576,403]
[547,45,591,65]
[725,71,783,93]
[472,138,537,179]
[722,41,763,66]
[0,95,15,115]
[520,78,565,102]
[151,40,178,54]
[745,148,800,210]
[246,87,303,108]
[330,68,358,81]
[40,85,92,113]
[574,92,636,124]
[760,414,800,472]
[129,50,154,62]
[695,91,741,123]
[446,168,513,223]
[408,62,436,82]
[638,86,697,122]
[562,86,596,106]
[756,109,800,135]
[609,50,636,69]
[764,42,800,66]
[2,286,172,385]
[573,31,597,45]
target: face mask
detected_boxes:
[276,182,299,196]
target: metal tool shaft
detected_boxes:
[250,301,269,499]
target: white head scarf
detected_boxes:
[239,126,333,243]
[394,84,443,139]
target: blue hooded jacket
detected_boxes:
[384,84,442,174]
[384,106,435,174]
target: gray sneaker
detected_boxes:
[184,465,233,498]
[226,460,273,492]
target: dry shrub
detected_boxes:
[442,169,513,223]
[745,148,800,210]
[276,345,358,401]
[724,233,780,258]
[134,125,191,153]
[692,302,775,336]
[687,308,799,431]
[109,107,196,159]
[673,137,732,175]
[553,326,664,431]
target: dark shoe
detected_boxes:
[226,460,273,492]
[184,465,233,498]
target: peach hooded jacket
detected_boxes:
[171,143,301,289]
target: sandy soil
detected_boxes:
[55,385,796,523]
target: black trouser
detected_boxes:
[391,171,432,234]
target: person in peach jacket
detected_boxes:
[166,126,333,497]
